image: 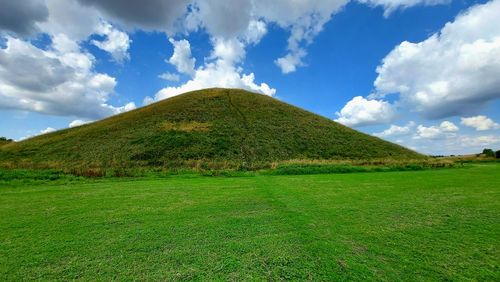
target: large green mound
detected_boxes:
[0,88,423,169]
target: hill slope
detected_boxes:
[0,88,423,169]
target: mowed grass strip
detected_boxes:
[0,164,498,280]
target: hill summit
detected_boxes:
[0,88,423,169]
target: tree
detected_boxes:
[496,150,500,159]
[0,137,13,142]
[482,148,495,158]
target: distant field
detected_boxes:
[1,164,499,280]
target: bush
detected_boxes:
[0,137,13,146]
[482,148,495,158]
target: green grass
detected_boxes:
[0,88,423,170]
[1,164,498,280]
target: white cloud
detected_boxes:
[38,1,131,62]
[168,38,196,75]
[188,0,440,74]
[117,102,137,112]
[373,121,415,137]
[0,2,135,120]
[69,119,92,127]
[440,120,459,132]
[151,56,275,101]
[147,37,275,103]
[413,121,458,139]
[461,115,500,131]
[210,37,245,64]
[371,0,500,119]
[459,135,500,148]
[357,0,449,17]
[372,120,499,155]
[399,133,500,155]
[19,126,57,141]
[259,0,445,73]
[0,36,135,119]
[189,0,253,38]
[275,49,306,74]
[92,21,131,63]
[335,96,395,127]
[40,127,56,134]
[38,0,101,41]
[185,4,265,44]
[158,72,180,82]
[244,20,267,45]
[414,126,444,140]
[255,0,349,74]
[143,96,155,106]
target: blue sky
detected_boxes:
[1,0,499,155]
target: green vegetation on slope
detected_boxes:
[0,164,498,280]
[0,88,423,170]
[0,137,12,147]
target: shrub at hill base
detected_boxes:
[482,148,495,158]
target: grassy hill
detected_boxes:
[0,88,423,169]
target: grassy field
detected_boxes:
[0,164,498,280]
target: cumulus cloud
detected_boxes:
[440,121,459,132]
[0,0,48,36]
[39,1,131,61]
[148,37,275,103]
[0,36,135,119]
[243,20,267,45]
[0,1,135,119]
[373,121,415,137]
[459,135,500,148]
[188,0,253,38]
[413,121,459,139]
[155,9,272,101]
[69,119,93,127]
[372,119,499,155]
[461,115,500,131]
[40,127,56,134]
[168,38,196,75]
[275,50,306,74]
[38,0,101,41]
[335,96,395,127]
[19,126,57,141]
[158,72,180,82]
[404,133,500,155]
[371,0,500,119]
[92,21,131,63]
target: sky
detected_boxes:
[0,0,499,155]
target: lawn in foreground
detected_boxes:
[0,164,499,280]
